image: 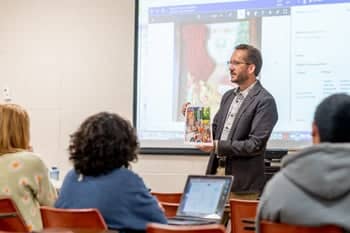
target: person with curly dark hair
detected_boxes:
[55,112,167,232]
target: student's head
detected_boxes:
[0,104,30,155]
[312,93,350,144]
[69,112,139,176]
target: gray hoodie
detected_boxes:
[256,143,350,232]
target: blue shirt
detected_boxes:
[55,168,167,231]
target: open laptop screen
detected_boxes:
[177,175,233,220]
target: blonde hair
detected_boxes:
[0,104,30,154]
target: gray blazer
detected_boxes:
[206,81,278,193]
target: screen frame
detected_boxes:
[133,0,290,155]
[133,0,330,155]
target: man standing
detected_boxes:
[195,44,278,199]
[256,93,350,231]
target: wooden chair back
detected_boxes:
[260,220,344,233]
[147,223,226,233]
[151,192,182,218]
[40,206,107,230]
[0,197,28,232]
[151,192,182,203]
[160,202,179,218]
[229,198,259,233]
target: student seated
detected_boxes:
[256,93,350,232]
[0,104,57,232]
[55,112,167,232]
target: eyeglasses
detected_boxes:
[226,60,251,67]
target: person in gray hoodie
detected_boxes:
[256,93,350,232]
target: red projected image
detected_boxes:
[175,19,261,120]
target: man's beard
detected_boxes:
[231,72,249,84]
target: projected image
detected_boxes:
[176,20,260,120]
[137,0,350,150]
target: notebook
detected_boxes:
[167,175,233,225]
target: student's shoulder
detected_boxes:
[117,167,142,179]
[262,170,293,200]
[116,168,147,186]
[65,169,78,179]
[12,151,46,167]
[1,151,49,175]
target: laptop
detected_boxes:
[167,175,233,225]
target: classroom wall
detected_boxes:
[0,0,208,192]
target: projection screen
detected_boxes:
[134,0,350,153]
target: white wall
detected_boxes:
[0,0,208,192]
[134,155,209,192]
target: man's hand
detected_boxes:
[197,144,214,153]
[181,102,191,116]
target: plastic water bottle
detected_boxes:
[49,166,60,181]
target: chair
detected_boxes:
[229,198,259,233]
[151,192,182,203]
[260,220,344,233]
[40,206,107,230]
[0,231,26,233]
[160,202,179,218]
[0,197,28,232]
[151,192,182,218]
[146,223,226,233]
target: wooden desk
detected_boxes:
[37,228,119,233]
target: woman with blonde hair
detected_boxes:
[0,104,57,231]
